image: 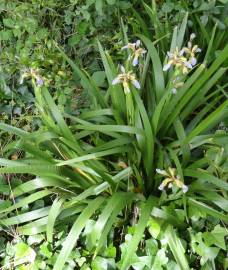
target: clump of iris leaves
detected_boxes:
[0,1,228,270]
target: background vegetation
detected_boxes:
[0,0,228,269]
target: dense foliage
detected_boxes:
[0,1,228,270]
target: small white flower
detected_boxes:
[121,40,141,51]
[183,36,201,68]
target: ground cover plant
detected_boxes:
[0,1,228,270]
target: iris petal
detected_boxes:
[190,57,197,66]
[132,79,140,89]
[132,57,139,66]
[112,77,120,85]
[120,65,125,73]
[163,63,172,71]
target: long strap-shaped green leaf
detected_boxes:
[163,44,228,132]
[184,169,228,190]
[143,2,165,51]
[53,197,104,270]
[165,226,190,270]
[0,123,28,137]
[0,207,50,226]
[97,40,126,122]
[17,204,85,235]
[12,177,73,197]
[132,89,154,184]
[184,99,228,144]
[56,147,130,166]
[0,164,61,175]
[47,198,64,242]
[42,87,75,142]
[0,190,52,214]
[188,198,228,222]
[138,34,165,102]
[120,196,156,270]
[93,192,134,255]
[181,67,227,120]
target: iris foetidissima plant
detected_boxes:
[156,168,188,193]
[1,29,228,270]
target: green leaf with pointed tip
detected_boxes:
[165,226,190,270]
[53,197,104,270]
[47,198,64,242]
[138,34,165,102]
[120,196,156,270]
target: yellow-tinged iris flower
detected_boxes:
[163,47,192,74]
[20,68,44,86]
[183,33,201,66]
[156,167,188,193]
[112,65,140,94]
[122,40,147,66]
[163,34,201,74]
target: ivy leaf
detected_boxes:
[0,30,13,40]
[68,34,81,47]
[3,18,15,28]
[39,242,52,258]
[152,248,168,269]
[147,218,161,239]
[91,256,115,270]
[14,242,36,266]
[131,256,151,270]
[203,225,227,250]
